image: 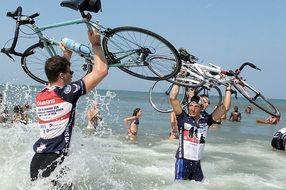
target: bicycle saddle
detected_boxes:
[61,0,101,13]
[178,48,190,61]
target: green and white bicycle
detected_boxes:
[1,0,181,84]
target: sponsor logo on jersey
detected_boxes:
[37,99,56,106]
[64,85,72,94]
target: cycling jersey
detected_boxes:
[33,80,86,155]
[176,111,214,161]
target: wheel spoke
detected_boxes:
[21,43,91,84]
[103,27,181,80]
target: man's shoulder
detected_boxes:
[58,80,86,95]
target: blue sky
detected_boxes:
[0,0,285,99]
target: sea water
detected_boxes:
[0,83,286,190]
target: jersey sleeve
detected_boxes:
[55,80,86,103]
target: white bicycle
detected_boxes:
[149,48,280,117]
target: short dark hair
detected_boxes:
[45,55,71,82]
[189,95,203,105]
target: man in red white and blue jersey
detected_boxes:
[30,28,108,181]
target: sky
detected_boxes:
[0,0,286,99]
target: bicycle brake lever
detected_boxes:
[255,66,261,71]
[231,89,238,99]
[1,49,15,61]
[6,53,15,61]
[247,63,261,71]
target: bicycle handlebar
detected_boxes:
[234,62,261,76]
[221,62,261,78]
[238,62,261,71]
[1,6,40,60]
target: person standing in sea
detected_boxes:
[229,106,241,122]
[169,84,230,181]
[86,100,102,130]
[29,28,108,185]
[124,108,143,140]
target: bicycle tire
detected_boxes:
[149,80,186,113]
[102,26,181,80]
[21,42,92,85]
[233,80,280,117]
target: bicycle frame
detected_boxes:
[32,18,93,57]
[174,61,234,88]
[30,18,142,68]
[5,10,148,69]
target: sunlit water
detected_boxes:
[0,83,286,190]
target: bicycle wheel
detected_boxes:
[102,26,181,80]
[21,42,92,85]
[149,80,186,113]
[233,80,280,117]
[195,86,222,113]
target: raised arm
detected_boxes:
[169,84,183,116]
[220,83,232,120]
[124,116,136,128]
[212,104,227,122]
[170,111,178,129]
[83,28,108,93]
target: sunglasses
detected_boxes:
[69,70,74,75]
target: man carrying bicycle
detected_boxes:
[29,28,108,185]
[169,84,230,181]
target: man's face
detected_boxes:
[188,102,202,117]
